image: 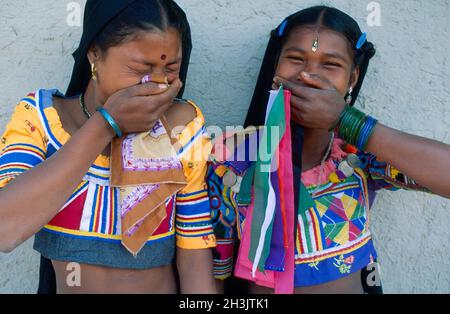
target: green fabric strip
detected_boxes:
[298,182,318,253]
[248,88,286,272]
[237,162,256,206]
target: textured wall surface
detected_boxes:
[0,0,449,293]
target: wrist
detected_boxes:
[90,111,117,140]
[96,106,123,137]
[328,104,348,132]
[335,106,378,151]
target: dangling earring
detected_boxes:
[91,63,97,81]
[345,86,353,105]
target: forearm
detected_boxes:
[366,123,450,198]
[176,248,217,294]
[276,74,450,198]
[0,112,114,251]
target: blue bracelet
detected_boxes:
[356,118,371,151]
[356,118,371,150]
[364,116,378,151]
[96,107,123,137]
[357,116,378,151]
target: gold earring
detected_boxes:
[91,63,97,80]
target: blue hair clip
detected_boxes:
[356,32,367,49]
[278,20,288,37]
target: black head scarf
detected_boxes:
[65,0,192,98]
[38,0,192,294]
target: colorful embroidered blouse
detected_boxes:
[208,135,426,286]
[0,89,216,269]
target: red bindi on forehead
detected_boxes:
[161,54,167,60]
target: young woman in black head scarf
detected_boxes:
[0,0,218,294]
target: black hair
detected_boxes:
[245,5,376,127]
[279,6,376,106]
[66,0,192,97]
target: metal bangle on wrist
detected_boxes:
[332,105,378,151]
[96,107,123,137]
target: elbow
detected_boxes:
[0,238,18,254]
[0,225,21,253]
[0,196,26,253]
[0,244,16,254]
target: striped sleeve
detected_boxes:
[175,103,216,249]
[0,95,47,188]
[358,150,428,192]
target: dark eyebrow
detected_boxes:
[130,58,152,66]
[284,46,349,63]
[284,47,308,54]
[130,57,182,67]
[322,52,349,63]
[166,58,182,66]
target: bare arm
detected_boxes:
[366,124,450,198]
[176,248,217,294]
[0,80,182,253]
[0,113,114,252]
[275,74,450,199]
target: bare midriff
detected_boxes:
[52,260,177,294]
[250,270,364,294]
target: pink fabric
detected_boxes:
[216,240,233,259]
[273,90,295,293]
[234,90,295,294]
[301,136,348,186]
[234,198,276,288]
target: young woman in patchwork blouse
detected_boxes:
[209,6,450,294]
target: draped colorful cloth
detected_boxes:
[110,117,188,256]
[235,87,296,294]
[208,127,263,279]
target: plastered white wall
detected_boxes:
[0,0,449,293]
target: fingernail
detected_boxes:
[158,83,169,89]
[141,75,151,84]
[301,72,310,78]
